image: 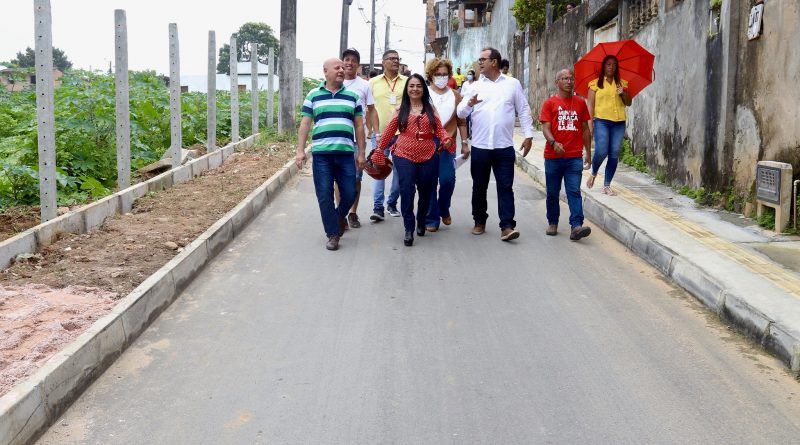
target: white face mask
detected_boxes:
[433,75,449,89]
[467,74,474,81]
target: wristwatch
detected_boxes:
[548,139,556,148]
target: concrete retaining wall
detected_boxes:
[0,134,258,271]
[0,144,309,445]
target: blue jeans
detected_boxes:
[470,146,516,230]
[372,147,400,213]
[592,118,626,186]
[312,153,357,237]
[545,157,585,229]
[394,155,438,233]
[426,150,456,228]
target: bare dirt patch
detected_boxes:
[0,141,295,396]
[0,206,41,241]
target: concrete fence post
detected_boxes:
[276,58,283,131]
[251,42,259,136]
[207,30,217,151]
[169,23,182,169]
[115,9,131,190]
[267,47,275,128]
[34,0,57,222]
[297,58,303,105]
[230,36,239,142]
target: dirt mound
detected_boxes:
[0,284,118,395]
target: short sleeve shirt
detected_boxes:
[343,76,374,131]
[539,95,591,159]
[369,73,408,133]
[301,83,363,154]
[588,77,628,122]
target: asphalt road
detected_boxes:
[38,160,800,444]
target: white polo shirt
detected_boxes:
[457,73,534,149]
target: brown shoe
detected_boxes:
[570,225,591,241]
[426,226,438,232]
[338,216,348,236]
[326,235,340,251]
[347,213,361,228]
[546,225,558,236]
[441,216,452,225]
[471,224,486,235]
[500,227,520,241]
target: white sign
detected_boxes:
[747,4,764,40]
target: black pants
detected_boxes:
[470,146,516,230]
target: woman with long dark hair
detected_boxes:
[371,73,454,246]
[586,55,632,196]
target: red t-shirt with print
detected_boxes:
[538,95,591,159]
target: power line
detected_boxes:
[392,23,424,31]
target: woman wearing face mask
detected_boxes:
[371,74,454,246]
[460,69,477,96]
[460,69,478,140]
[424,58,469,232]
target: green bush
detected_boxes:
[0,70,305,209]
[620,138,648,173]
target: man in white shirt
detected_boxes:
[457,47,534,241]
[340,48,378,228]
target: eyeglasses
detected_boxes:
[477,57,489,63]
[384,56,401,62]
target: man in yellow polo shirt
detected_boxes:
[368,49,408,221]
[453,67,466,89]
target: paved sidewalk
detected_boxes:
[513,129,800,371]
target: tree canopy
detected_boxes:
[217,22,280,74]
[10,47,73,72]
[511,0,573,30]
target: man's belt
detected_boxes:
[414,131,434,141]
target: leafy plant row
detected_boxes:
[0,70,311,209]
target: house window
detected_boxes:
[629,0,659,36]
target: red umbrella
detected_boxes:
[574,40,655,98]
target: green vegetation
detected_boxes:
[673,185,722,206]
[512,0,573,30]
[9,46,73,72]
[622,139,751,214]
[709,0,723,11]
[620,138,648,173]
[0,69,313,209]
[757,206,775,231]
[217,22,280,75]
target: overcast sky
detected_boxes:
[0,0,427,78]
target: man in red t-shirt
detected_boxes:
[538,68,592,241]
[447,76,458,90]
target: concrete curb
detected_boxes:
[515,153,800,372]
[0,134,259,271]
[0,141,307,445]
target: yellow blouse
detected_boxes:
[588,77,628,122]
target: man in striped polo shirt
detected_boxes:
[296,58,366,251]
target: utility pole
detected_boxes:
[339,0,353,56]
[384,16,390,52]
[279,0,297,134]
[369,0,376,70]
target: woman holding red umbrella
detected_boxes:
[586,55,632,196]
